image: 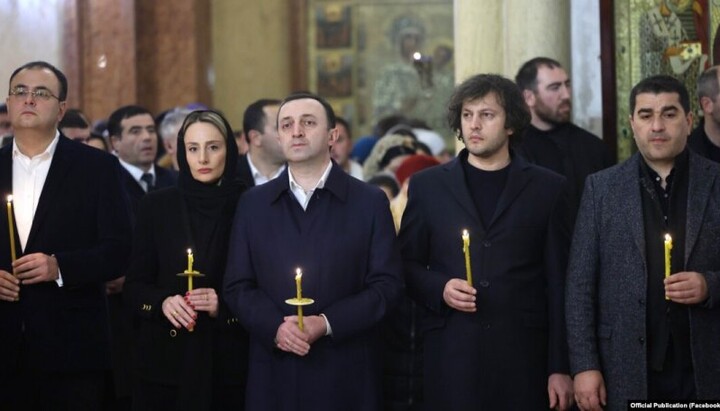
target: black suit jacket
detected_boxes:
[399,151,570,410]
[119,164,177,216]
[0,136,132,375]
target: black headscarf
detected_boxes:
[176,110,243,218]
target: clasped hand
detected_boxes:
[275,315,326,356]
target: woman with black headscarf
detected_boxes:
[124,110,247,410]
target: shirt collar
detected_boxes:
[289,160,332,192]
[269,160,348,203]
[639,147,689,183]
[117,156,155,182]
[247,152,285,182]
[12,130,60,161]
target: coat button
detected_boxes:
[638,337,645,344]
[481,323,491,330]
[170,329,178,338]
[482,241,491,248]
[478,280,490,288]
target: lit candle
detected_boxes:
[187,248,194,272]
[187,248,194,290]
[664,234,672,300]
[462,229,473,287]
[295,268,304,331]
[6,195,16,263]
[295,268,303,300]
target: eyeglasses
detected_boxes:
[8,86,61,101]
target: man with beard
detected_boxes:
[515,57,614,226]
[689,65,720,163]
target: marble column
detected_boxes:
[453,0,571,151]
[453,0,571,81]
[63,0,211,122]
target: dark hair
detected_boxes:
[87,135,109,151]
[335,116,351,137]
[278,92,336,129]
[59,108,90,129]
[447,73,530,141]
[242,99,281,141]
[9,61,68,101]
[515,57,563,92]
[367,174,399,198]
[697,66,719,101]
[107,105,153,138]
[374,114,408,137]
[629,75,690,115]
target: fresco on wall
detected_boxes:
[306,0,453,142]
[615,0,720,160]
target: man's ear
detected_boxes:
[522,89,535,107]
[110,134,121,151]
[699,96,714,114]
[247,129,262,147]
[328,126,339,147]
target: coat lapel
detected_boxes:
[442,156,484,232]
[684,153,716,265]
[623,154,646,263]
[0,145,11,196]
[26,137,74,249]
[488,155,531,227]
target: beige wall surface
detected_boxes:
[212,0,291,131]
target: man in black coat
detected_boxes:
[0,61,132,410]
[515,57,614,227]
[400,74,573,410]
[106,104,178,409]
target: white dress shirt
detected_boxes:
[288,161,333,211]
[117,157,156,192]
[247,153,285,186]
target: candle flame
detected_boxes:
[664,234,672,242]
[413,52,422,60]
[462,229,469,238]
[295,268,302,280]
[187,248,192,254]
[6,195,12,203]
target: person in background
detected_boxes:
[515,57,614,227]
[59,108,92,143]
[237,98,285,187]
[330,116,363,179]
[1,103,14,146]
[689,65,720,162]
[157,107,194,171]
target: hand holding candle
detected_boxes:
[6,195,16,264]
[286,267,313,332]
[462,229,473,287]
[664,234,672,300]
